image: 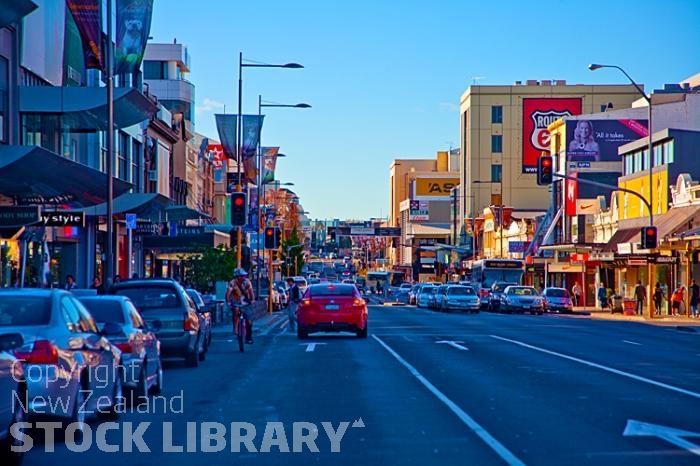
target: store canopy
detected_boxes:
[164,205,211,222]
[0,145,132,208]
[0,0,37,29]
[79,193,171,218]
[20,86,158,131]
[602,205,700,251]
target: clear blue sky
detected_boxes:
[149,0,700,221]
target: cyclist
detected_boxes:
[226,268,255,344]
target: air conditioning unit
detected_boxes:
[148,170,158,181]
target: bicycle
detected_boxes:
[232,303,252,352]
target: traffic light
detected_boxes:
[264,227,275,249]
[537,155,553,185]
[231,192,248,226]
[641,226,657,249]
[264,227,281,250]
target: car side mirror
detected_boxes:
[0,333,24,352]
[100,321,123,336]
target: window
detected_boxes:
[118,131,128,180]
[491,106,503,124]
[0,56,7,142]
[491,164,502,183]
[653,144,662,167]
[80,300,126,324]
[132,140,141,187]
[664,140,674,163]
[491,135,503,153]
[625,154,633,175]
[60,297,82,332]
[143,61,167,79]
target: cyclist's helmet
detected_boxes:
[234,268,248,278]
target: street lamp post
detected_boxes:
[235,53,303,269]
[256,96,310,297]
[589,64,654,318]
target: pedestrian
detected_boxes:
[286,277,300,332]
[64,274,77,291]
[690,279,699,318]
[571,281,581,307]
[671,283,685,317]
[653,282,664,315]
[597,282,607,309]
[91,276,105,295]
[634,280,646,316]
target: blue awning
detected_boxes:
[0,145,132,208]
[0,0,37,28]
[164,205,211,222]
[20,86,158,131]
[79,193,171,218]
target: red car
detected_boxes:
[296,284,368,339]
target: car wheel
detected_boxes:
[150,361,163,395]
[185,348,200,367]
[356,324,368,338]
[199,341,207,362]
[0,384,26,466]
[297,326,308,339]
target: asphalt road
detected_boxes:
[22,305,700,465]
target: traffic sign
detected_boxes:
[125,213,137,230]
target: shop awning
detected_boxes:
[0,0,37,28]
[142,231,230,252]
[79,193,171,218]
[164,205,211,222]
[20,86,158,131]
[407,224,451,237]
[602,205,700,251]
[0,145,132,208]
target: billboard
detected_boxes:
[522,98,582,173]
[414,177,459,198]
[409,200,429,221]
[566,119,648,162]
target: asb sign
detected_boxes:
[522,98,582,173]
[413,177,459,199]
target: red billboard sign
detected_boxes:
[522,98,582,173]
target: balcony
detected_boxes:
[144,78,194,105]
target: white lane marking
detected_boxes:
[373,335,526,466]
[624,420,700,456]
[436,340,469,351]
[490,335,700,400]
[622,340,642,346]
[300,342,326,352]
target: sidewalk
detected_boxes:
[570,306,700,327]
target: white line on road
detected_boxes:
[301,342,326,352]
[436,340,469,351]
[490,335,700,400]
[622,340,642,346]
[373,335,526,466]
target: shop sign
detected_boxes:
[0,206,41,227]
[38,211,85,227]
[589,252,614,261]
[651,255,677,264]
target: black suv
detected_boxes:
[109,278,207,367]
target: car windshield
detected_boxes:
[112,286,180,310]
[309,285,356,297]
[0,296,51,326]
[546,289,570,298]
[80,300,126,323]
[507,287,537,296]
[448,287,475,295]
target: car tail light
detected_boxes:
[184,318,194,331]
[480,289,490,299]
[301,298,311,306]
[15,340,59,365]
[115,342,133,353]
[352,298,364,307]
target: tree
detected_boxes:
[280,227,305,277]
[180,245,237,292]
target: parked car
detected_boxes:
[109,279,206,367]
[296,283,368,339]
[440,285,481,313]
[429,284,449,309]
[542,287,574,313]
[0,289,123,437]
[0,332,26,465]
[77,295,163,401]
[488,282,520,312]
[498,286,545,315]
[396,283,413,303]
[185,289,213,349]
[416,284,436,308]
[408,284,420,305]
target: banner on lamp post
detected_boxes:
[67,0,104,71]
[114,0,154,75]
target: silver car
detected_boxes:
[0,289,123,436]
[0,332,26,465]
[499,286,545,315]
[416,284,436,308]
[78,295,163,403]
[440,285,481,313]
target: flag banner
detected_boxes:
[243,156,257,185]
[241,115,264,160]
[198,137,209,160]
[215,114,238,159]
[248,185,259,227]
[206,143,225,169]
[115,0,154,75]
[260,147,280,184]
[66,0,104,71]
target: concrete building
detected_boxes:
[458,80,643,239]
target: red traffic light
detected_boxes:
[233,196,244,206]
[645,227,655,235]
[541,158,552,168]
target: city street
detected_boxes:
[23,305,700,465]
